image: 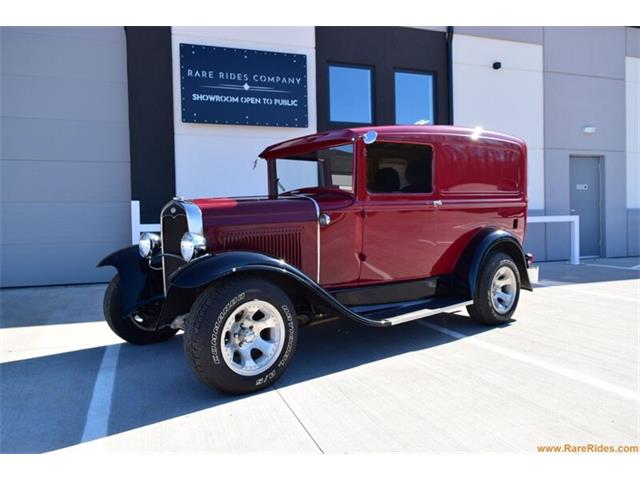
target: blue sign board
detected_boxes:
[180,43,308,127]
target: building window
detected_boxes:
[394,71,435,125]
[366,142,433,194]
[329,65,373,124]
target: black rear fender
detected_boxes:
[454,228,532,298]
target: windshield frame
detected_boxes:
[265,141,356,198]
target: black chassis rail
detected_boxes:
[97,228,532,330]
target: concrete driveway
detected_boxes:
[1,258,639,453]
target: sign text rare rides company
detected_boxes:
[180,44,308,127]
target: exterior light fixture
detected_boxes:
[582,125,597,135]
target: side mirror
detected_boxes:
[363,130,378,145]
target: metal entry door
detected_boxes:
[570,156,601,257]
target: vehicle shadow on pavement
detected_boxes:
[0,313,504,453]
[278,314,507,387]
[534,261,639,287]
[0,283,106,328]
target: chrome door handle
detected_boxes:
[432,200,443,207]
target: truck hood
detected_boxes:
[192,196,317,226]
[190,196,319,279]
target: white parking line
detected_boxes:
[417,320,640,402]
[536,280,638,302]
[584,263,640,272]
[80,344,121,442]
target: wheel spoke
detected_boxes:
[495,290,511,304]
[238,347,258,370]
[254,315,276,333]
[252,337,276,356]
[224,343,238,359]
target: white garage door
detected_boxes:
[1,27,131,287]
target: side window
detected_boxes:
[274,144,354,194]
[275,159,319,193]
[366,143,433,194]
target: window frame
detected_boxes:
[362,141,436,199]
[327,62,376,127]
[393,68,437,126]
[270,142,356,196]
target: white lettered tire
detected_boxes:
[183,276,298,394]
[466,252,521,325]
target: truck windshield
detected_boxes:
[273,143,354,194]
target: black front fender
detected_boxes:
[159,251,391,328]
[97,246,164,317]
[169,251,303,290]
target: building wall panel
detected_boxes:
[626,55,640,254]
[0,27,131,287]
[452,34,544,210]
[543,27,628,259]
[170,27,317,199]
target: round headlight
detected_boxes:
[139,232,160,258]
[180,232,206,261]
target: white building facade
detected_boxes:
[1,26,638,286]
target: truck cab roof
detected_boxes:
[259,125,526,160]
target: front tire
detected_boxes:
[184,276,298,395]
[103,274,177,344]
[466,252,521,325]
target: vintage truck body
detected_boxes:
[99,125,537,394]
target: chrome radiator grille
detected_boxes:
[161,202,189,289]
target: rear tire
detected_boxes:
[184,276,298,395]
[466,252,520,325]
[103,274,177,344]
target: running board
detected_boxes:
[350,297,473,327]
[380,300,473,326]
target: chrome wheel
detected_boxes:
[490,266,517,314]
[220,299,285,376]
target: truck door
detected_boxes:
[360,142,440,284]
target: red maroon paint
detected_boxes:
[99,125,533,395]
[193,196,319,280]
[191,125,527,289]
